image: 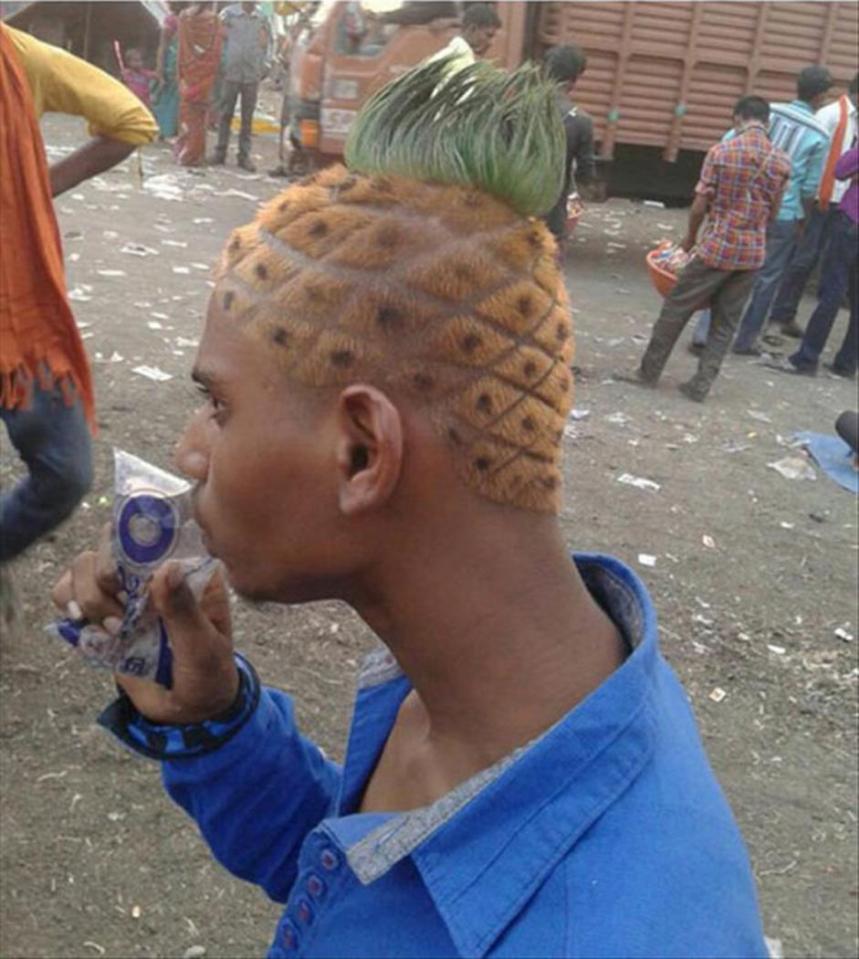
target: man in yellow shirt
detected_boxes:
[1,25,156,584]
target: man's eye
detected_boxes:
[196,385,226,419]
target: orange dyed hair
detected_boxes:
[215,165,574,513]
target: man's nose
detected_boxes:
[174,410,209,481]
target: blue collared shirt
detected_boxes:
[102,554,767,958]
[767,100,830,221]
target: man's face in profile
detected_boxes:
[464,24,497,57]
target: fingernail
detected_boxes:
[103,616,123,636]
[66,600,83,620]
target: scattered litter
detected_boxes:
[143,173,185,201]
[606,411,630,425]
[702,535,716,549]
[121,242,158,257]
[147,321,164,330]
[83,943,106,956]
[161,239,188,248]
[747,410,772,424]
[96,269,127,278]
[643,200,666,208]
[191,262,210,271]
[183,947,207,959]
[107,811,125,822]
[617,473,661,492]
[68,252,81,262]
[570,408,591,421]
[103,232,119,240]
[150,311,169,320]
[834,627,854,643]
[695,597,710,609]
[131,905,142,920]
[172,266,191,275]
[132,365,172,382]
[722,440,751,453]
[708,687,727,703]
[656,222,674,230]
[176,337,199,348]
[768,456,816,481]
[637,554,657,567]
[193,217,214,224]
[779,521,795,530]
[213,188,259,201]
[765,936,784,959]
[767,645,786,656]
[68,287,92,302]
[693,613,714,626]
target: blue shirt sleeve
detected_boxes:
[801,135,828,200]
[98,656,342,904]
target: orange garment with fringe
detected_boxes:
[0,25,94,427]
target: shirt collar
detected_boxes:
[329,553,659,957]
[790,99,814,115]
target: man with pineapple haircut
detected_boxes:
[53,58,767,958]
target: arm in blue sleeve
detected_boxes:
[99,656,342,904]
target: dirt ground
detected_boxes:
[1,113,857,959]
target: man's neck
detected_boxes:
[353,512,626,791]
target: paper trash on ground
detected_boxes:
[768,457,817,481]
[617,473,661,492]
[637,554,657,567]
[132,365,173,382]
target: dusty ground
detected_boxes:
[1,113,857,959]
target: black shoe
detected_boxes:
[824,362,857,380]
[238,157,257,173]
[780,320,804,339]
[678,381,707,402]
[688,342,705,355]
[614,368,658,387]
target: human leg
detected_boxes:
[768,207,832,331]
[638,259,724,382]
[831,230,858,376]
[681,270,756,399]
[0,385,93,562]
[789,213,857,373]
[214,80,241,163]
[237,82,259,167]
[732,220,797,353]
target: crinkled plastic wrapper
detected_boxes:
[47,450,218,687]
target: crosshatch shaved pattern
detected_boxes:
[215,165,575,513]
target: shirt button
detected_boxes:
[320,848,340,871]
[281,919,299,950]
[306,872,326,898]
[295,897,314,925]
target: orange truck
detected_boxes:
[285,0,858,199]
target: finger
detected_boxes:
[115,673,176,724]
[70,551,125,623]
[95,522,122,596]
[149,562,231,666]
[52,570,73,611]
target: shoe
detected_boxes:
[764,357,817,376]
[678,380,707,402]
[732,344,762,356]
[823,362,856,380]
[780,320,804,339]
[687,342,705,355]
[613,368,657,387]
[238,158,257,173]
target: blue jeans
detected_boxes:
[732,219,798,352]
[789,211,858,374]
[769,206,837,326]
[1,384,93,562]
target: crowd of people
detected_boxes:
[0,6,857,958]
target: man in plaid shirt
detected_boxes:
[625,96,790,401]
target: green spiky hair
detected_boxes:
[344,57,565,217]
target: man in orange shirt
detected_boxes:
[0,25,156,566]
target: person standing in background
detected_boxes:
[542,44,595,256]
[731,66,833,356]
[212,1,271,172]
[773,142,858,378]
[175,2,223,167]
[0,24,156,569]
[120,47,157,109]
[766,72,858,339]
[153,2,183,141]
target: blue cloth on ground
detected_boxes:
[794,431,858,494]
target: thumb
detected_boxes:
[149,561,224,663]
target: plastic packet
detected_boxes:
[48,449,217,687]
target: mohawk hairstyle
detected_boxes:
[216,58,575,513]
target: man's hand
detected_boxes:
[49,136,135,197]
[52,527,239,725]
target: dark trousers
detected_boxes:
[215,80,258,162]
[640,257,756,396]
[789,211,858,374]
[769,206,839,326]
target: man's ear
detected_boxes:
[335,385,404,516]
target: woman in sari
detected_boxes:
[175,2,222,166]
[152,3,182,140]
